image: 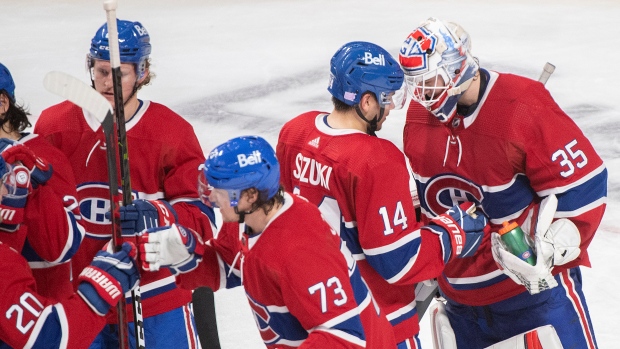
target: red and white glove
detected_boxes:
[2,144,53,189]
[139,223,205,275]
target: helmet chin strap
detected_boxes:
[355,105,385,137]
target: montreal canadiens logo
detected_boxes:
[424,174,484,216]
[78,184,116,225]
[399,26,437,74]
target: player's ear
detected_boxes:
[0,93,8,114]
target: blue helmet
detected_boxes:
[0,63,15,102]
[203,136,280,206]
[89,19,152,79]
[328,41,404,107]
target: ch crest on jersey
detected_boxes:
[77,183,136,225]
[424,174,483,216]
[400,27,437,74]
[247,296,280,344]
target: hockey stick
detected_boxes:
[103,1,146,348]
[415,62,556,322]
[43,71,129,349]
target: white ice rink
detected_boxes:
[3,0,619,347]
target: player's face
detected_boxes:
[406,72,448,106]
[91,60,139,105]
[207,188,242,222]
[372,92,396,131]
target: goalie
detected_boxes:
[398,17,605,348]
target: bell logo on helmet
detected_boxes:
[363,52,386,66]
[133,24,148,37]
[238,150,262,168]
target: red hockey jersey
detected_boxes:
[17,133,85,301]
[178,193,396,348]
[0,241,106,349]
[276,112,450,343]
[403,70,607,306]
[35,100,214,319]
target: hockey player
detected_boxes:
[275,41,489,348]
[0,62,85,301]
[138,135,399,348]
[0,152,140,349]
[398,17,606,348]
[34,20,215,348]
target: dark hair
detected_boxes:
[331,91,376,112]
[1,91,31,133]
[244,185,285,215]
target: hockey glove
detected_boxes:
[77,242,140,316]
[521,194,581,266]
[491,195,560,295]
[428,202,489,262]
[139,223,205,275]
[106,199,178,237]
[1,143,53,189]
[0,162,31,232]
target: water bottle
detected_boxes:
[498,221,537,266]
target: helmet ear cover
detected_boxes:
[399,17,479,123]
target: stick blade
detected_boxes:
[43,71,112,123]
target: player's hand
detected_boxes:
[77,242,140,316]
[139,223,204,275]
[521,194,581,266]
[491,195,574,295]
[428,202,489,262]
[106,199,177,237]
[0,158,32,232]
[1,143,53,189]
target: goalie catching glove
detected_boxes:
[139,223,205,275]
[491,194,581,295]
[427,202,489,263]
[77,242,140,316]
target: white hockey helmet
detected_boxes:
[399,17,479,123]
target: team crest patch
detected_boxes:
[399,26,437,74]
[424,174,483,215]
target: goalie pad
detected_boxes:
[484,325,563,349]
[429,302,457,349]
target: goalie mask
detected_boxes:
[201,136,280,208]
[399,17,479,123]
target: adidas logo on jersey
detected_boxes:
[364,52,386,66]
[238,150,262,168]
[308,137,320,148]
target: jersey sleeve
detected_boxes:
[21,137,85,265]
[354,144,445,285]
[0,246,105,349]
[518,86,607,267]
[175,224,242,292]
